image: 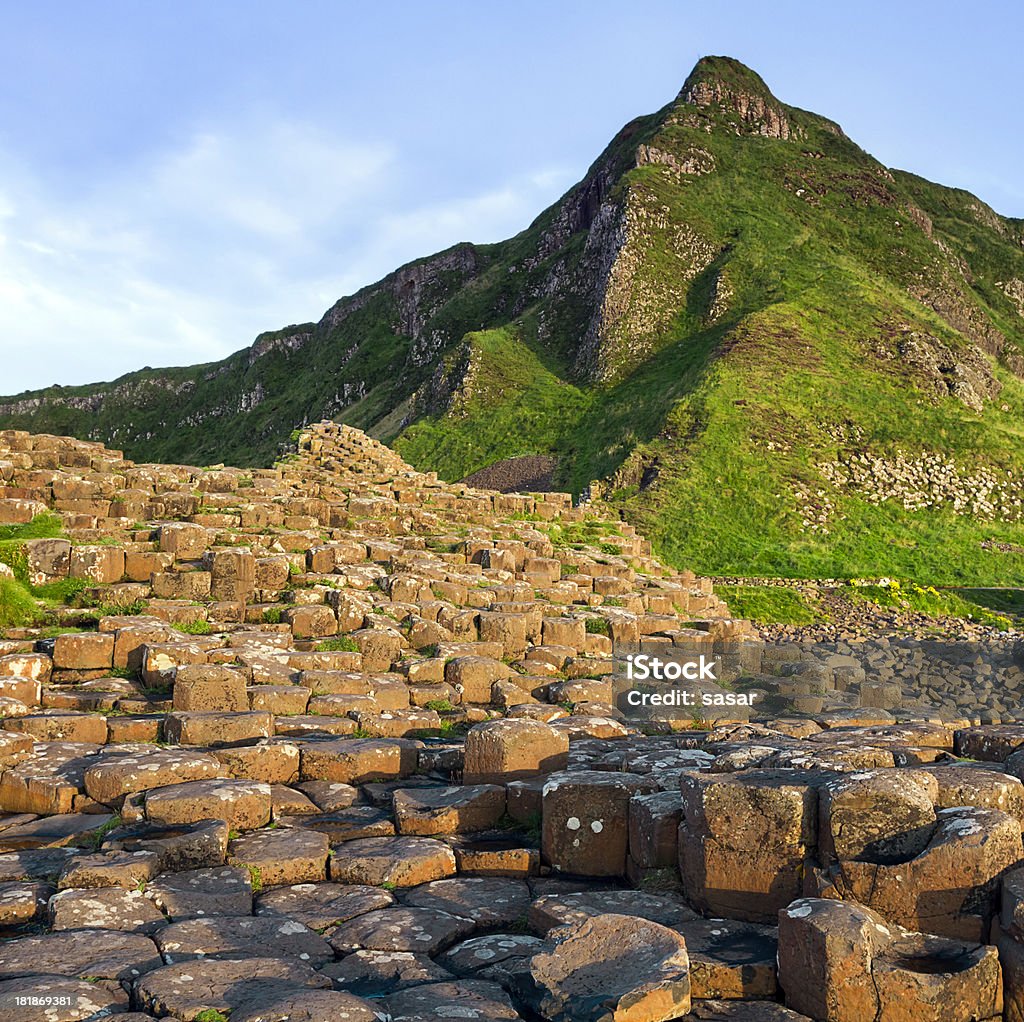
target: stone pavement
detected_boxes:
[0,423,1020,1020]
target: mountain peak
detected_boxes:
[680,56,775,100]
[678,55,792,139]
[1,61,1022,586]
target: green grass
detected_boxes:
[314,636,359,652]
[841,581,1013,629]
[0,514,80,626]
[195,1010,230,1022]
[0,513,63,543]
[584,617,611,635]
[243,864,263,894]
[80,814,121,851]
[32,577,90,606]
[952,588,1024,620]
[715,585,823,626]
[0,577,41,628]
[546,519,622,549]
[173,619,213,635]
[394,323,592,480]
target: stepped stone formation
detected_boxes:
[0,422,1023,1020]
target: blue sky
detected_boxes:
[1,1,1021,393]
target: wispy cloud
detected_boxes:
[0,120,572,394]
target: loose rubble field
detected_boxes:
[0,423,1022,1021]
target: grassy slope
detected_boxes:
[610,104,1024,583]
[401,77,1024,585]
[0,292,421,468]
[395,325,592,477]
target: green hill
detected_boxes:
[4,56,1024,584]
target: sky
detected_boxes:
[0,1,1021,394]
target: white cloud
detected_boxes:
[0,119,572,394]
